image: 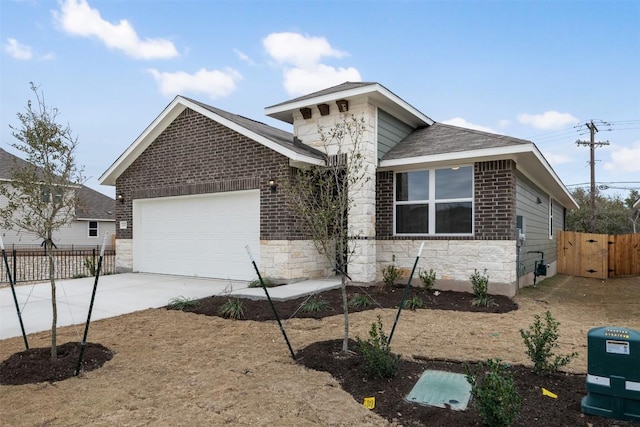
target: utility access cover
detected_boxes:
[405,370,471,411]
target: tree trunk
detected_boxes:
[48,243,57,361]
[341,273,349,353]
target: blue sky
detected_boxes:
[1,0,639,200]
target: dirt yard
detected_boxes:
[0,274,638,426]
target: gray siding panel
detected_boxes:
[378,109,413,160]
[516,172,558,275]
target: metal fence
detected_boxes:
[0,244,116,284]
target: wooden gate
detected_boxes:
[609,233,640,277]
[558,231,640,279]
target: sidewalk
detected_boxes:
[0,273,341,340]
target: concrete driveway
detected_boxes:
[0,273,342,341]
[0,273,250,340]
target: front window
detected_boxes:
[88,221,98,237]
[395,166,473,235]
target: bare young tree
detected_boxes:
[0,83,85,360]
[284,115,369,353]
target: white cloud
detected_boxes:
[233,48,255,66]
[263,32,346,68]
[442,117,495,133]
[148,68,242,99]
[603,142,640,173]
[262,32,360,96]
[283,64,361,97]
[53,0,178,60]
[517,111,579,130]
[4,38,33,60]
[498,119,510,128]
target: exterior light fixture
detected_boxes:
[536,197,542,204]
[336,99,349,112]
[117,193,125,204]
[268,179,277,191]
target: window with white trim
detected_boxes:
[394,166,473,235]
[88,221,98,238]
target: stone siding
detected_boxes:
[376,240,519,296]
[260,240,333,280]
[293,100,378,281]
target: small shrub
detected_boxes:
[382,264,402,286]
[419,268,436,291]
[248,277,274,288]
[167,295,201,311]
[300,295,331,313]
[520,310,578,374]
[464,358,522,427]
[402,295,423,310]
[349,293,373,308]
[218,299,245,319]
[470,269,496,307]
[356,315,400,379]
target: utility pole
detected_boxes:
[576,120,610,233]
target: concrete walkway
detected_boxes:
[0,273,341,340]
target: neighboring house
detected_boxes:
[0,148,116,247]
[100,82,578,296]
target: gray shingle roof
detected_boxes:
[383,123,531,160]
[1,147,114,221]
[185,98,325,160]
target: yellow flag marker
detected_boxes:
[542,388,558,399]
[363,397,375,409]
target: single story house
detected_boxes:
[0,147,116,247]
[100,82,578,296]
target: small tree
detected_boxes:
[0,83,85,360]
[284,115,368,352]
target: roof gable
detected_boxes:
[1,148,114,221]
[99,97,324,186]
[265,81,434,128]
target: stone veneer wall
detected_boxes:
[292,99,378,282]
[260,240,333,280]
[115,238,133,273]
[376,240,519,296]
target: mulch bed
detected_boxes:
[184,283,519,320]
[0,342,113,385]
[1,284,634,426]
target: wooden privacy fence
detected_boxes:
[557,231,640,279]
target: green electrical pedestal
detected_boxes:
[581,326,640,422]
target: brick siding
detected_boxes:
[473,159,516,240]
[115,108,303,240]
[375,160,516,240]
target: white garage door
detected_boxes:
[133,190,260,281]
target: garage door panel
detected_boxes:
[133,191,259,281]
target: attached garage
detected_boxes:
[132,190,260,281]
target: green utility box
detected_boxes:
[581,326,640,422]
